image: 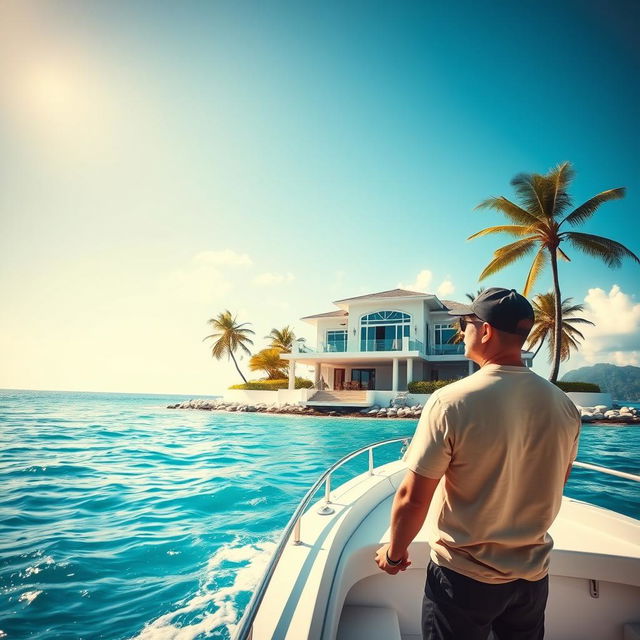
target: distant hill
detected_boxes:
[561,363,640,401]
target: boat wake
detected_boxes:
[130,537,276,640]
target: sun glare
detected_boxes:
[23,62,82,120]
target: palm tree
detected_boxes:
[449,288,486,344]
[449,289,486,344]
[469,162,638,382]
[526,292,594,363]
[465,287,486,302]
[249,348,288,379]
[265,325,304,353]
[204,310,255,383]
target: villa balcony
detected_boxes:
[293,340,465,357]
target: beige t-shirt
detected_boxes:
[404,364,581,584]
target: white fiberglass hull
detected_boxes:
[252,460,640,640]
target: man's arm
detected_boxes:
[564,461,573,486]
[375,469,440,575]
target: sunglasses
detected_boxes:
[458,315,483,331]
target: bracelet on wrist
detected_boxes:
[385,549,403,566]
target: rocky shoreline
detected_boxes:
[167,399,640,424]
[579,405,640,424]
[167,399,423,418]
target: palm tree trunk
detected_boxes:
[229,351,248,383]
[549,250,563,383]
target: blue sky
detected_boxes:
[1,0,638,394]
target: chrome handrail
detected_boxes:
[572,461,640,482]
[233,436,411,640]
[233,443,639,640]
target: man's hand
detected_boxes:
[375,543,411,575]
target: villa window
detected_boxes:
[326,330,347,352]
[360,311,411,352]
[434,323,459,354]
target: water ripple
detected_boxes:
[1,389,638,640]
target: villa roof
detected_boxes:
[333,288,431,305]
[301,292,469,322]
[301,310,349,320]
[440,299,467,311]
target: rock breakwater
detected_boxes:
[579,405,640,424]
[167,399,424,418]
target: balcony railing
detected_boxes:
[293,338,464,356]
[293,339,466,356]
[360,338,423,352]
[431,343,465,355]
[294,339,425,354]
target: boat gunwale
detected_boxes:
[234,439,640,640]
[233,436,412,640]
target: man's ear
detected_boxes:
[480,323,492,344]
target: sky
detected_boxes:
[1,0,639,395]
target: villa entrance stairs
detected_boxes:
[306,390,370,408]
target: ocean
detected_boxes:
[1,389,638,640]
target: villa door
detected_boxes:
[334,368,345,390]
[351,368,376,390]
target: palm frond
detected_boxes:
[563,325,587,340]
[465,287,486,302]
[559,302,586,314]
[523,247,548,297]
[467,225,532,241]
[557,247,571,262]
[565,232,640,268]
[510,173,548,219]
[563,317,594,326]
[525,324,549,352]
[562,188,626,227]
[530,291,593,364]
[248,348,288,379]
[265,326,297,352]
[546,162,574,218]
[478,238,537,280]
[475,197,542,225]
[204,310,254,368]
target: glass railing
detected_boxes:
[359,338,423,352]
[431,343,465,355]
[293,340,463,356]
[295,339,424,354]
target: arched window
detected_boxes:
[360,311,411,351]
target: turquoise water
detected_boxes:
[1,389,639,640]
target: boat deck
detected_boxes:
[251,460,640,640]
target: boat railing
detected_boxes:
[233,440,640,640]
[233,436,411,640]
[572,461,640,482]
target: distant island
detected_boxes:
[561,363,640,402]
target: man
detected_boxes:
[375,288,581,640]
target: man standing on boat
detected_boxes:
[375,287,581,640]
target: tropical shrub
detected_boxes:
[248,348,288,379]
[408,380,460,394]
[229,377,313,391]
[553,381,600,393]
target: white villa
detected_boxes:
[280,288,534,406]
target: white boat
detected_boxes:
[235,437,640,640]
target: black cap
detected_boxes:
[448,288,534,337]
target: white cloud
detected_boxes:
[193,250,253,267]
[578,285,640,366]
[165,264,233,304]
[437,279,455,297]
[398,269,433,293]
[253,272,295,286]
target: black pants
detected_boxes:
[422,561,549,640]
